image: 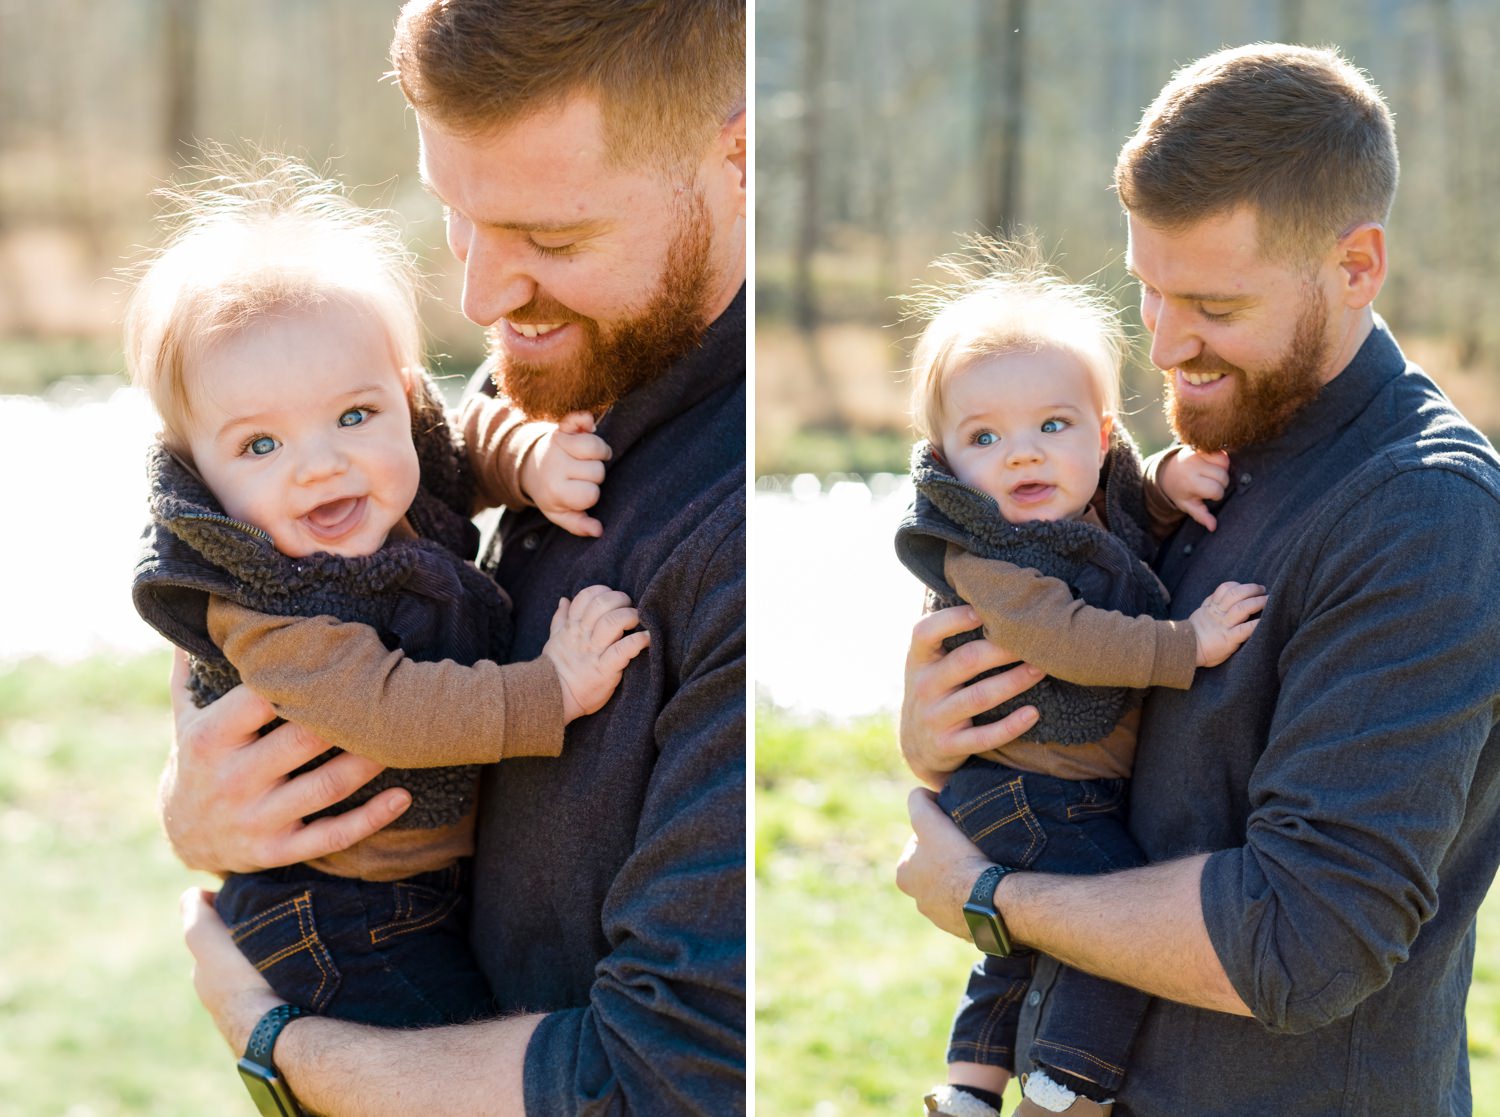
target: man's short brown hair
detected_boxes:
[1115,43,1398,263]
[390,0,745,169]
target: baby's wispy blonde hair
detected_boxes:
[124,149,428,452]
[905,236,1126,447]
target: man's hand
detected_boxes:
[899,604,1044,789]
[1158,447,1231,531]
[895,787,993,941]
[519,410,612,537]
[160,650,409,875]
[181,887,285,1054]
[543,585,651,722]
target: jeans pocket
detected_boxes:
[1063,777,1127,821]
[368,881,465,946]
[943,774,1047,868]
[227,890,342,1013]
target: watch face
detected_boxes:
[964,903,1012,958]
[238,1062,301,1117]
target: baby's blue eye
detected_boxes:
[248,435,278,456]
[975,431,998,446]
[1040,418,1066,434]
[339,408,368,428]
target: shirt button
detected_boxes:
[1240,472,1253,487]
[1027,990,1042,1007]
[1182,543,1195,556]
[522,533,540,551]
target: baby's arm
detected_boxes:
[1148,446,1232,533]
[945,548,1262,689]
[459,395,611,537]
[205,589,648,769]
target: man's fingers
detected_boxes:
[941,661,1043,722]
[276,788,412,866]
[952,703,1041,753]
[271,748,389,825]
[917,637,1030,704]
[170,647,194,721]
[175,680,278,760]
[906,605,983,670]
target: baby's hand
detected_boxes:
[1160,447,1231,531]
[1190,581,1267,668]
[521,411,613,538]
[543,585,651,722]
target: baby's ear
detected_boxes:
[1098,413,1115,457]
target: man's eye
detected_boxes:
[530,239,576,259]
[1199,306,1233,322]
[339,407,370,428]
[246,435,279,456]
[974,431,998,446]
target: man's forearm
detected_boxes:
[277,1011,541,1117]
[1000,853,1251,1017]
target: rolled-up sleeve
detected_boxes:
[1201,465,1500,1033]
[523,517,746,1115]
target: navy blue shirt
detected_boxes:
[1018,321,1500,1115]
[471,292,745,1116]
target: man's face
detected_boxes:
[418,97,745,419]
[1128,207,1337,450]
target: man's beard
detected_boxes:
[1165,287,1332,451]
[487,192,716,420]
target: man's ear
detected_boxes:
[1335,222,1386,310]
[720,108,746,217]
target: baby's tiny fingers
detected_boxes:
[603,630,652,672]
[549,596,572,635]
[567,585,614,616]
[1229,618,1261,642]
[594,606,641,645]
[558,430,612,463]
[579,589,634,628]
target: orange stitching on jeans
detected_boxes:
[1029,1038,1125,1075]
[369,890,462,945]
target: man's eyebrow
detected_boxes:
[1124,265,1249,305]
[415,174,607,235]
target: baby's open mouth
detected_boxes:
[1011,483,1054,502]
[305,496,362,534]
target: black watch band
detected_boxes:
[246,1004,307,1067]
[963,864,1016,958]
[238,1004,309,1117]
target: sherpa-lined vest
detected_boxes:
[894,426,1169,745]
[132,374,511,830]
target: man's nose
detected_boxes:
[1148,301,1202,372]
[458,228,538,328]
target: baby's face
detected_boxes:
[938,348,1111,524]
[182,301,421,558]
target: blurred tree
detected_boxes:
[978,0,1027,235]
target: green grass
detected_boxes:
[0,652,245,1116]
[755,706,1500,1116]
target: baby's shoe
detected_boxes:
[923,1084,1002,1117]
[1013,1099,1111,1117]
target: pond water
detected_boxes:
[0,386,167,664]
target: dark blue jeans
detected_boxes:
[216,861,497,1027]
[937,757,1148,1095]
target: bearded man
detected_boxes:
[165,3,746,1115]
[897,44,1500,1116]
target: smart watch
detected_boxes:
[237,1004,309,1116]
[963,864,1016,957]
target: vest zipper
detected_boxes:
[177,512,275,546]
